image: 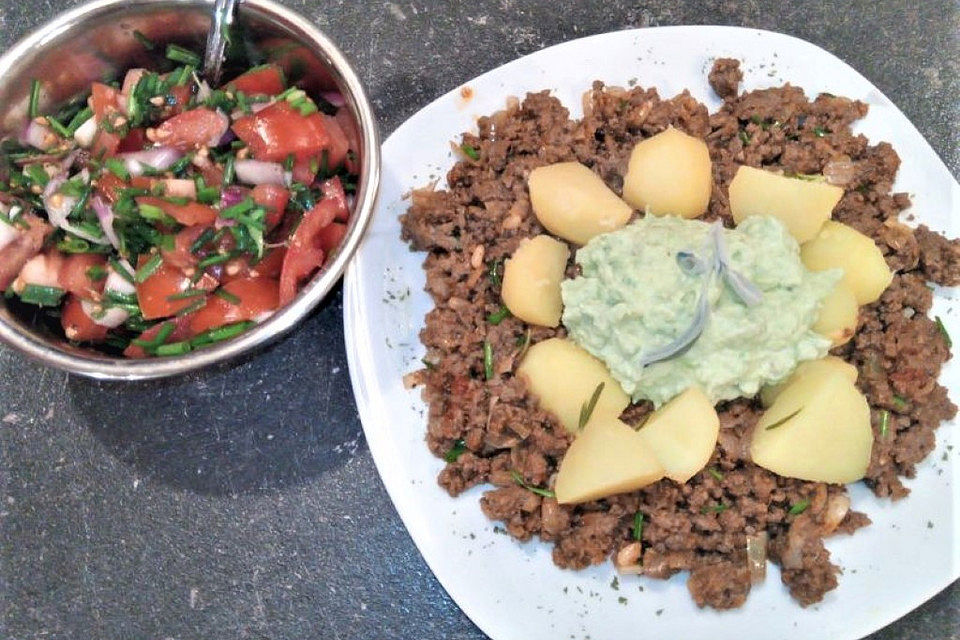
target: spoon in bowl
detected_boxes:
[201,0,239,86]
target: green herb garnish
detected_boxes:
[19,284,64,306]
[197,253,232,269]
[707,467,724,482]
[738,130,751,145]
[133,30,155,50]
[155,341,192,356]
[700,503,729,515]
[85,265,108,281]
[764,407,802,430]
[487,259,503,288]
[892,394,909,411]
[486,305,511,325]
[105,158,131,181]
[482,340,494,380]
[28,79,41,119]
[509,469,555,498]
[813,126,829,137]
[134,253,163,283]
[176,297,207,316]
[879,409,890,440]
[109,258,135,284]
[189,320,255,347]
[214,289,241,305]
[166,288,206,301]
[444,439,467,463]
[788,499,810,515]
[222,155,236,186]
[577,382,605,430]
[935,315,951,348]
[165,44,201,67]
[45,116,71,139]
[632,512,644,541]
[461,143,480,160]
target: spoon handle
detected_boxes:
[202,0,239,86]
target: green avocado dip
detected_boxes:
[560,215,840,407]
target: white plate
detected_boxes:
[344,26,959,640]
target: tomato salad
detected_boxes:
[0,41,358,357]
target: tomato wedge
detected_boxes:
[278,198,339,305]
[123,315,193,358]
[59,254,107,298]
[251,184,289,229]
[335,108,361,174]
[316,222,347,254]
[189,277,279,333]
[135,196,218,226]
[226,64,286,96]
[61,295,109,342]
[321,114,350,169]
[220,246,286,283]
[318,176,349,222]
[135,259,217,319]
[154,108,229,151]
[89,83,122,156]
[161,225,210,270]
[231,101,331,162]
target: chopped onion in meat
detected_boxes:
[614,541,644,575]
[746,532,768,584]
[823,156,857,187]
[821,494,851,535]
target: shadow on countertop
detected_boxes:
[67,285,365,496]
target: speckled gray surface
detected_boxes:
[0,1,957,639]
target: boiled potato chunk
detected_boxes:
[729,166,843,243]
[760,355,858,407]
[750,371,872,484]
[636,386,719,483]
[555,415,664,504]
[813,281,859,347]
[528,162,633,245]
[801,220,893,304]
[622,126,712,218]
[517,338,630,433]
[501,235,570,327]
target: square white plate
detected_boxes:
[344,26,959,640]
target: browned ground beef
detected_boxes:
[399,58,958,609]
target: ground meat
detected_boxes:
[0,212,51,290]
[400,58,958,610]
[708,58,743,100]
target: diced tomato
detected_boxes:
[135,196,217,226]
[135,258,217,319]
[231,101,331,162]
[278,198,339,305]
[91,129,121,157]
[166,85,193,115]
[189,277,280,333]
[59,254,107,298]
[318,176,349,222]
[199,163,224,187]
[226,64,286,96]
[335,108,361,174]
[220,246,286,283]
[262,38,338,93]
[123,314,193,358]
[291,156,317,185]
[96,171,127,204]
[316,222,347,255]
[321,114,349,169]
[154,108,229,151]
[117,127,149,153]
[61,295,110,342]
[251,184,290,229]
[161,225,210,270]
[89,83,122,156]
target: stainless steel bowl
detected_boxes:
[0,0,380,379]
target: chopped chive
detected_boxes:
[487,258,503,288]
[166,288,206,301]
[134,253,163,283]
[699,503,729,515]
[137,203,166,220]
[19,284,64,306]
[749,114,763,125]
[196,185,221,205]
[935,315,951,348]
[577,382,605,430]
[46,116,71,139]
[109,258,135,283]
[189,320,255,347]
[788,499,810,515]
[765,407,802,430]
[632,512,644,541]
[486,305,511,325]
[105,158,131,181]
[24,164,49,187]
[879,409,891,439]
[189,228,215,254]
[461,143,480,160]
[197,253,232,269]
[892,394,909,411]
[222,155,235,186]
[509,469,555,498]
[283,153,295,172]
[133,30,155,50]
[57,235,93,253]
[444,439,467,463]
[176,296,207,316]
[28,79,41,119]
[165,44,201,67]
[155,341,192,356]
[813,126,829,137]
[132,321,176,348]
[85,265,108,281]
[483,340,494,380]
[707,467,724,482]
[168,154,193,175]
[214,289,241,305]
[738,130,751,145]
[220,197,255,219]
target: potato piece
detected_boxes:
[759,355,858,407]
[636,386,719,483]
[813,281,859,347]
[555,415,664,504]
[729,166,843,243]
[501,235,570,327]
[528,162,633,245]
[801,220,893,304]
[622,126,712,218]
[750,371,872,484]
[517,338,630,433]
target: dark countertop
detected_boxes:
[0,1,957,638]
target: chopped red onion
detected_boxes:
[91,196,121,249]
[215,128,236,147]
[106,262,137,295]
[20,120,56,151]
[235,159,286,186]
[43,176,109,245]
[73,115,97,148]
[320,91,345,107]
[120,147,183,176]
[81,299,129,328]
[220,185,247,209]
[214,217,237,230]
[205,111,231,147]
[196,79,212,102]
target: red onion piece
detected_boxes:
[120,147,183,176]
[320,91,345,107]
[196,79,212,103]
[106,262,136,295]
[73,116,97,148]
[91,196,121,249]
[219,185,248,209]
[205,110,231,148]
[214,217,237,230]
[81,299,129,328]
[42,176,109,244]
[215,128,236,147]
[235,159,286,186]
[20,120,56,151]
[746,532,768,584]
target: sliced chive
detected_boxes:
[749,114,763,125]
[176,296,207,316]
[509,469,555,499]
[105,158,131,181]
[460,143,480,160]
[166,288,206,301]
[189,320,255,347]
[788,499,810,515]
[134,253,163,283]
[85,265,108,281]
[935,315,951,348]
[483,340,494,380]
[24,164,49,187]
[220,197,255,219]
[222,155,235,186]
[167,154,193,176]
[892,394,909,411]
[765,407,802,430]
[46,116,71,139]
[486,305,511,325]
[196,185,220,205]
[487,258,503,288]
[56,235,92,253]
[165,44,201,67]
[632,512,644,541]
[132,321,175,348]
[19,284,64,306]
[155,341,192,356]
[813,126,829,137]
[28,79,41,119]
[707,467,724,482]
[197,253,232,269]
[577,382,605,430]
[738,130,751,145]
[214,289,241,305]
[879,409,891,440]
[444,439,467,463]
[700,503,729,515]
[109,258,135,283]
[189,228,215,254]
[133,30,155,50]
[283,153,295,172]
